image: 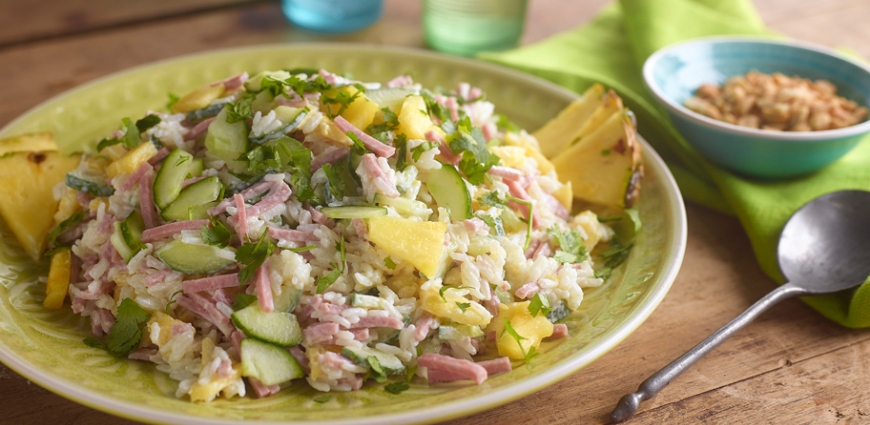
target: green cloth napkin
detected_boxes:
[479,0,870,328]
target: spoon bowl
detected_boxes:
[612,190,870,422]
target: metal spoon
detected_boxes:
[611,190,870,423]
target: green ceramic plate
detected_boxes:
[0,44,686,424]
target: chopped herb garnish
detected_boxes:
[546,225,587,264]
[166,93,180,111]
[420,89,450,124]
[322,88,362,118]
[313,395,331,403]
[236,228,275,285]
[406,363,418,382]
[438,285,470,302]
[283,75,332,97]
[45,211,86,256]
[316,235,346,293]
[278,137,315,202]
[286,245,316,253]
[394,134,409,171]
[478,214,505,236]
[385,382,410,394]
[382,108,399,128]
[135,114,161,133]
[495,114,520,133]
[233,293,258,311]
[201,217,232,248]
[505,194,533,251]
[225,92,256,123]
[384,257,397,270]
[528,293,553,318]
[96,117,143,151]
[455,302,471,313]
[367,355,387,383]
[410,141,438,162]
[87,298,150,356]
[322,163,346,201]
[240,144,283,175]
[345,131,367,154]
[501,318,529,359]
[165,290,183,314]
[478,191,507,209]
[447,117,500,185]
[625,208,642,233]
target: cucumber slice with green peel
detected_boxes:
[66,172,114,197]
[186,158,205,178]
[205,108,249,174]
[155,240,235,274]
[321,206,387,219]
[375,316,412,344]
[365,87,417,112]
[231,303,303,347]
[340,346,405,376]
[121,211,146,251]
[244,70,292,93]
[500,207,526,233]
[546,301,570,323]
[186,103,224,122]
[240,338,304,386]
[374,193,430,218]
[110,222,137,262]
[153,149,194,209]
[160,176,224,221]
[249,109,308,145]
[425,165,471,222]
[438,324,484,341]
[349,293,385,309]
[273,287,302,313]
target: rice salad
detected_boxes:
[44,69,632,402]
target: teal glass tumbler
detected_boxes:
[282,0,384,33]
[423,0,529,57]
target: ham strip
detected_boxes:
[183,117,215,141]
[267,227,319,242]
[176,292,233,336]
[346,315,403,330]
[359,153,399,198]
[118,162,152,191]
[182,273,240,294]
[352,218,368,241]
[127,348,157,361]
[333,116,396,157]
[487,166,524,182]
[532,241,551,259]
[139,170,157,229]
[477,357,512,375]
[548,323,568,339]
[311,146,350,171]
[386,74,414,88]
[418,353,487,385]
[505,179,542,229]
[208,180,272,215]
[210,72,249,91]
[229,180,292,222]
[515,282,540,299]
[426,130,460,165]
[482,122,497,142]
[414,315,434,342]
[233,193,248,239]
[304,322,341,344]
[255,264,274,313]
[307,205,332,226]
[141,220,208,243]
[249,377,280,398]
[287,346,310,374]
[148,148,169,165]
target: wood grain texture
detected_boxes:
[2,1,870,424]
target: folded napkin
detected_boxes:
[480,0,870,328]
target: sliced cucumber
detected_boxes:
[231,303,302,347]
[365,87,417,112]
[121,211,146,251]
[273,287,302,313]
[340,346,405,376]
[494,286,513,305]
[153,149,194,209]
[186,158,205,178]
[500,207,526,233]
[425,165,471,222]
[245,70,292,93]
[155,240,235,274]
[66,172,114,197]
[204,108,249,174]
[374,316,411,344]
[186,103,224,122]
[320,206,387,219]
[374,193,430,219]
[349,293,385,310]
[110,221,137,262]
[249,108,308,145]
[160,176,224,221]
[438,324,484,341]
[240,338,304,386]
[546,301,570,323]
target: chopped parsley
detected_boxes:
[278,137,315,202]
[165,290,183,314]
[316,235,346,294]
[201,217,232,248]
[286,245,316,253]
[394,134,409,171]
[84,298,150,356]
[505,194,533,251]
[528,293,553,318]
[322,85,363,118]
[345,131,367,154]
[240,144,283,175]
[385,382,410,394]
[478,214,505,236]
[595,242,634,280]
[447,117,500,185]
[45,211,86,256]
[232,293,259,311]
[502,318,538,362]
[384,257,397,270]
[225,92,256,123]
[547,225,588,264]
[96,116,151,151]
[478,191,507,209]
[455,302,471,313]
[438,285,470,302]
[166,93,180,111]
[410,141,438,162]
[367,355,387,383]
[236,229,276,285]
[322,163,346,201]
[135,114,161,133]
[495,113,520,133]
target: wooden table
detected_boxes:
[2,1,870,424]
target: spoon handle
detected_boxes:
[610,282,807,423]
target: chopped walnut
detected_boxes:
[684,70,867,131]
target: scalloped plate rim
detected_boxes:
[0,43,687,425]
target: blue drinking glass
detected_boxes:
[281,0,384,33]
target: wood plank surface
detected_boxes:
[1,1,870,424]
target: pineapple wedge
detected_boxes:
[323,86,380,130]
[0,132,57,156]
[550,109,643,208]
[0,134,81,260]
[171,83,225,113]
[533,83,605,158]
[397,95,438,140]
[495,301,554,361]
[367,216,447,278]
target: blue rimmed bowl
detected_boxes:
[643,36,870,179]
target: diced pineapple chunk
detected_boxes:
[552,181,573,211]
[494,301,554,361]
[0,150,81,260]
[420,280,492,327]
[323,86,380,130]
[44,248,71,309]
[171,83,225,113]
[148,311,180,346]
[502,132,554,175]
[488,146,527,168]
[0,132,57,156]
[367,216,447,278]
[189,337,242,402]
[397,95,437,140]
[106,141,158,179]
[54,189,81,225]
[533,83,605,158]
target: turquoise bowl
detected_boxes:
[643,36,870,179]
